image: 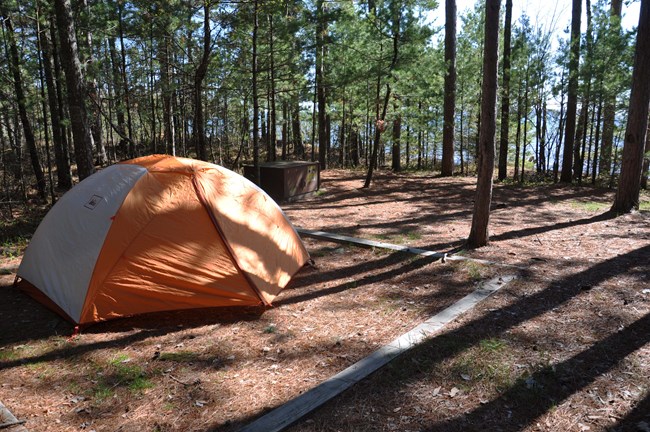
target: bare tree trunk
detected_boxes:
[118,2,134,158]
[592,99,603,184]
[268,13,277,162]
[43,17,72,189]
[54,0,95,180]
[554,70,566,182]
[520,68,529,183]
[392,107,401,171]
[2,10,47,199]
[641,118,650,189]
[193,1,211,161]
[35,2,56,203]
[560,0,581,183]
[252,0,260,184]
[612,0,650,213]
[292,96,303,157]
[282,100,288,160]
[441,0,456,176]
[160,35,175,155]
[498,0,512,181]
[82,0,106,165]
[467,0,499,248]
[513,78,522,181]
[316,0,327,170]
[600,0,623,177]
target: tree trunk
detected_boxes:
[193,1,211,161]
[498,0,512,181]
[612,0,650,213]
[514,78,522,181]
[316,0,328,170]
[2,10,47,199]
[554,70,566,182]
[520,69,529,183]
[600,0,623,177]
[160,34,175,155]
[292,96,303,157]
[392,107,401,171]
[641,118,650,189]
[560,0,581,183]
[441,0,457,176]
[592,99,603,184]
[82,0,106,166]
[42,17,72,189]
[35,2,56,203]
[269,13,278,162]
[118,2,135,158]
[364,3,400,188]
[282,101,289,160]
[467,0,499,249]
[252,0,260,184]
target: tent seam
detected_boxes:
[190,173,270,307]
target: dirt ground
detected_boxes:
[0,169,649,432]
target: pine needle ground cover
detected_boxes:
[1,170,648,431]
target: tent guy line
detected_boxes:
[238,275,517,432]
[296,228,523,269]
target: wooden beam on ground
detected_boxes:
[296,228,516,267]
[0,401,28,431]
[238,275,516,432]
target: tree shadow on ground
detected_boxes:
[273,244,650,432]
[611,391,650,431]
[489,211,616,242]
[424,311,650,431]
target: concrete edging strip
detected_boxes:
[238,275,516,432]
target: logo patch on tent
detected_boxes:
[84,195,104,210]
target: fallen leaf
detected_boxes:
[460,373,471,381]
[432,386,441,396]
[449,387,459,398]
[393,407,401,413]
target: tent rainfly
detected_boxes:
[17,155,310,325]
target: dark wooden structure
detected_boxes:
[243,161,319,201]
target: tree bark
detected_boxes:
[599,0,623,177]
[316,0,327,170]
[612,0,650,213]
[2,11,47,199]
[82,0,106,165]
[498,0,512,181]
[117,1,135,158]
[54,0,96,180]
[441,0,456,176]
[392,108,402,171]
[193,1,211,161]
[292,96,303,157]
[560,0,581,183]
[42,18,72,190]
[252,0,260,184]
[467,0,500,248]
[641,118,650,189]
[268,13,278,162]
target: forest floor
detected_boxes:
[0,169,649,432]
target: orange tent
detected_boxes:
[17,155,309,324]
